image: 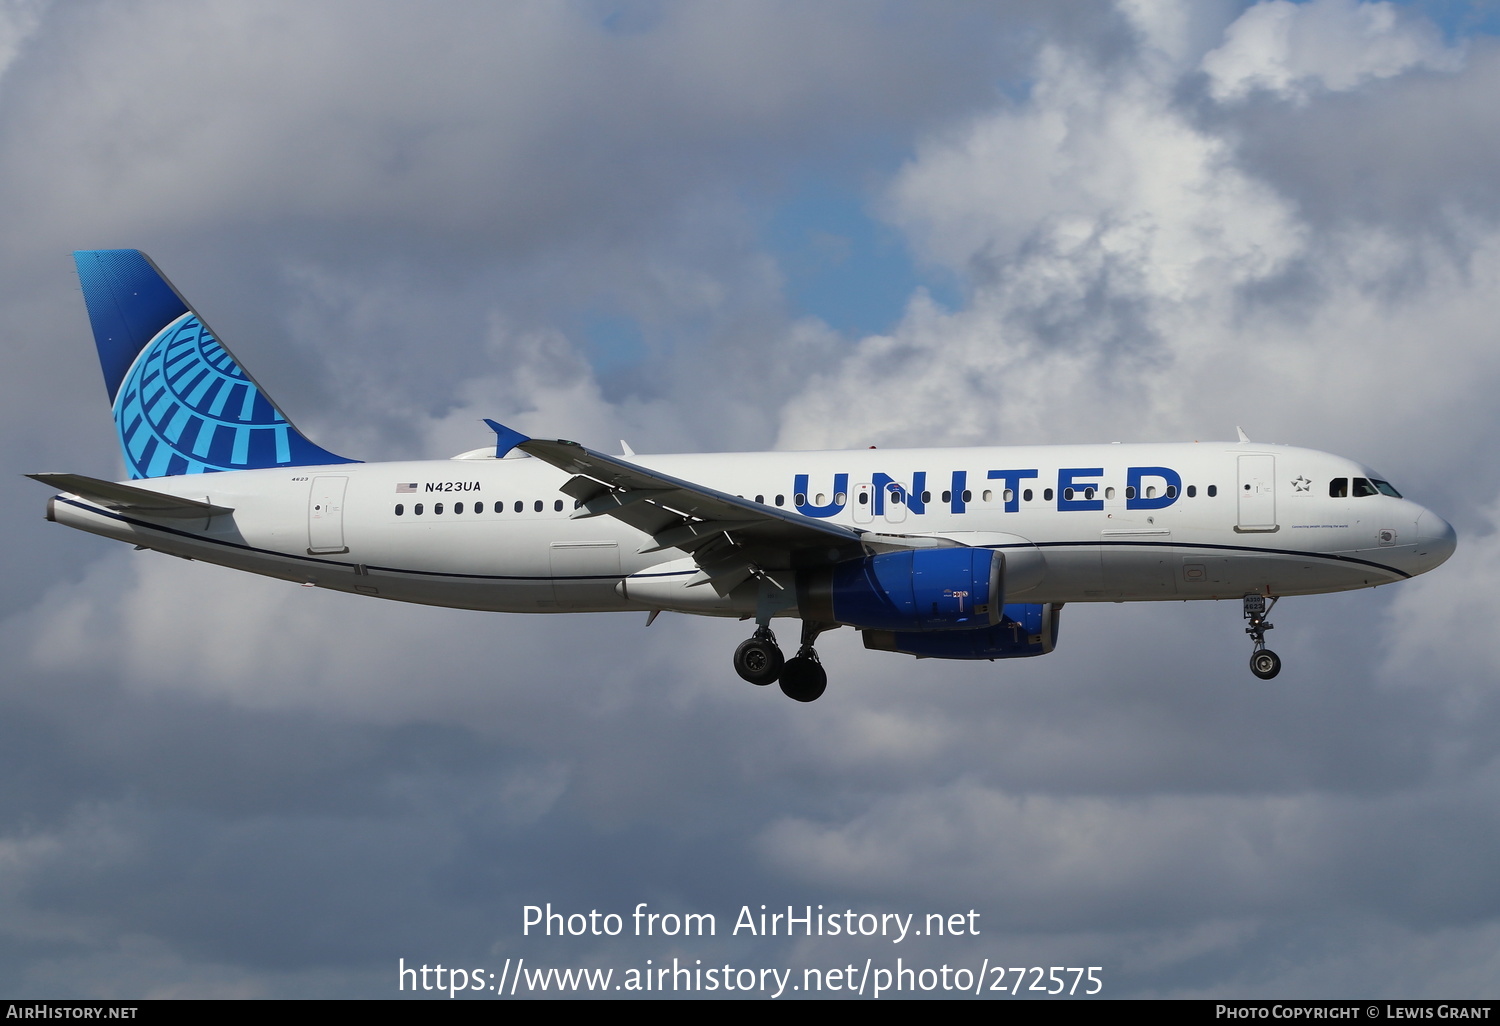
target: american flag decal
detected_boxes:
[396,483,417,493]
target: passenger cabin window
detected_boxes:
[1044,488,1054,501]
[534,500,544,512]
[514,501,523,513]
[395,504,404,516]
[1023,489,1032,502]
[554,499,564,511]
[1207,485,1217,497]
[1330,478,1348,498]
[1186,486,1196,498]
[434,502,444,515]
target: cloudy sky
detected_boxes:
[2,0,1499,999]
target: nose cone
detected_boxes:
[1413,509,1457,574]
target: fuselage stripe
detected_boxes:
[57,497,1413,586]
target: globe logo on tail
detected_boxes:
[114,312,291,478]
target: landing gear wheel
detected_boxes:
[734,634,783,685]
[1242,594,1281,680]
[1250,649,1282,680]
[778,655,827,703]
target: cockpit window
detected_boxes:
[1335,476,1401,498]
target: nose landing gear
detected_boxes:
[1244,594,1281,679]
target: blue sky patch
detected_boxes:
[761,178,961,339]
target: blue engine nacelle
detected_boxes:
[861,603,1063,660]
[797,547,1003,631]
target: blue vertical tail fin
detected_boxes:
[74,249,357,479]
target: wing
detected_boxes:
[28,472,234,519]
[485,420,944,594]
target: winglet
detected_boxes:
[1236,426,1250,443]
[483,419,530,458]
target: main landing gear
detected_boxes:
[1243,594,1281,680]
[733,627,782,686]
[733,621,830,702]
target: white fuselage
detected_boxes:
[46,442,1455,617]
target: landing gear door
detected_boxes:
[308,476,349,554]
[1236,455,1277,532]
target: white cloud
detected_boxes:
[777,12,1500,484]
[0,0,45,84]
[1379,494,1500,722]
[778,36,1306,450]
[1202,0,1462,104]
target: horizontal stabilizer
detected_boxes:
[28,472,234,519]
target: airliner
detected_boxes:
[31,250,1457,702]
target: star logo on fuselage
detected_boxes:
[1291,475,1311,492]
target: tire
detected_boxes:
[778,655,827,702]
[734,637,783,685]
[1250,649,1282,680]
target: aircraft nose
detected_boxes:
[1413,508,1457,573]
